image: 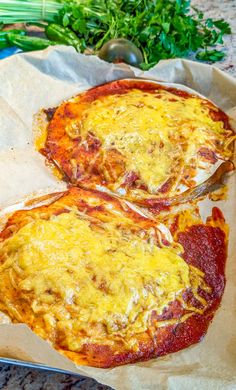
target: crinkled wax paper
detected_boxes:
[0,46,236,390]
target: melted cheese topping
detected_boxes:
[0,211,209,351]
[80,89,229,193]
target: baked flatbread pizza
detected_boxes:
[41,79,235,208]
[0,188,227,367]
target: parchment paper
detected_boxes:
[0,46,235,390]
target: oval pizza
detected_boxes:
[42,79,235,207]
[0,188,228,367]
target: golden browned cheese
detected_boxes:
[78,90,229,192]
[0,188,215,367]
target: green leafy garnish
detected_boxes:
[55,0,231,69]
[196,49,225,61]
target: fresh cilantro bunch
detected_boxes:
[56,0,231,69]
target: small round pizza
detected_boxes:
[41,79,235,208]
[0,187,227,367]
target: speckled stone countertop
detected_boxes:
[0,1,235,389]
[191,0,236,77]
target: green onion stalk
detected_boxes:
[0,0,63,24]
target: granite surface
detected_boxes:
[0,364,111,390]
[0,1,235,389]
[191,0,236,77]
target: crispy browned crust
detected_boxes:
[0,186,227,368]
[42,79,235,208]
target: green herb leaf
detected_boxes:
[62,13,70,27]
[213,19,231,34]
[196,49,225,61]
